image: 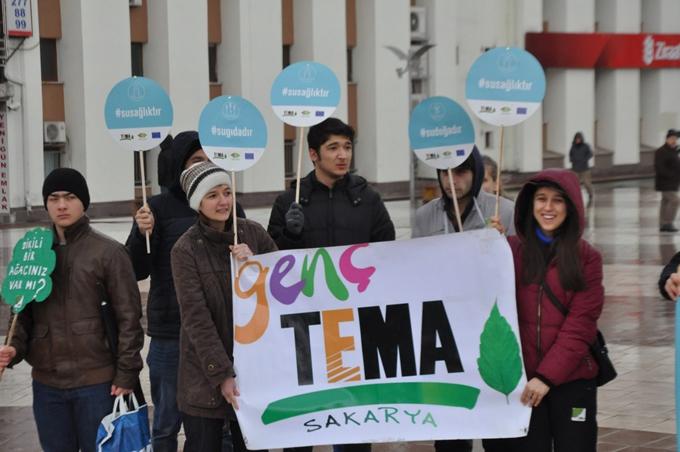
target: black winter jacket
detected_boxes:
[569,132,593,173]
[267,171,395,250]
[126,131,244,339]
[655,143,680,192]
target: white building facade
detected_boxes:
[2,0,680,216]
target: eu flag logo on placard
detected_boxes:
[516,107,527,115]
[151,132,162,138]
[245,153,255,160]
[456,149,465,156]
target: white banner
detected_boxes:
[231,229,531,449]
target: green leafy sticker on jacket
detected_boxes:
[477,301,523,403]
[1,228,56,313]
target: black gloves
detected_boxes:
[285,202,304,236]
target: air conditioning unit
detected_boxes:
[410,7,427,42]
[129,0,143,7]
[43,122,67,144]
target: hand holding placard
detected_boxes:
[0,228,56,381]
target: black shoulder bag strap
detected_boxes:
[541,281,569,317]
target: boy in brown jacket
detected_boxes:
[0,168,144,452]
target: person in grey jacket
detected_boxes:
[413,146,515,239]
[412,147,513,451]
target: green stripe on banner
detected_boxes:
[261,382,481,425]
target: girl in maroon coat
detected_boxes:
[485,168,604,452]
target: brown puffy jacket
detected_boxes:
[171,217,277,419]
[10,216,144,389]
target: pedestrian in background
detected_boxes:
[654,129,680,232]
[569,132,594,207]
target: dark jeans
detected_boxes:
[286,445,371,452]
[183,415,264,452]
[434,439,473,452]
[32,380,114,452]
[483,379,597,452]
[147,337,183,452]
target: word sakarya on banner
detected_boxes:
[231,229,531,449]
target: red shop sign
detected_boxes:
[525,32,680,69]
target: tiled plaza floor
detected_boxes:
[0,178,679,451]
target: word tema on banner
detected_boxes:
[234,244,465,387]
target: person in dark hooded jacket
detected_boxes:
[569,132,594,207]
[484,169,604,452]
[413,146,515,238]
[126,131,244,452]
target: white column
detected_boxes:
[595,0,640,165]
[289,0,348,177]
[5,0,44,209]
[291,0,348,122]
[512,0,543,172]
[355,0,410,183]
[641,0,680,147]
[542,0,595,163]
[60,1,133,203]
[145,1,209,133]
[414,0,456,179]
[423,0,458,101]
[219,0,284,193]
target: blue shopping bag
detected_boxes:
[96,393,152,452]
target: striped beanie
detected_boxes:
[180,161,231,211]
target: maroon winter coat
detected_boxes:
[508,169,604,387]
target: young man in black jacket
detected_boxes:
[268,118,395,452]
[268,118,395,249]
[126,131,244,452]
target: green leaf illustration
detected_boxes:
[477,301,523,403]
[1,228,56,313]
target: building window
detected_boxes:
[134,152,148,186]
[131,43,144,76]
[40,39,58,82]
[284,140,294,177]
[283,45,291,68]
[44,147,61,178]
[209,44,218,83]
[485,131,493,149]
[411,79,424,95]
[347,48,354,82]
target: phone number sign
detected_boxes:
[6,0,33,38]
